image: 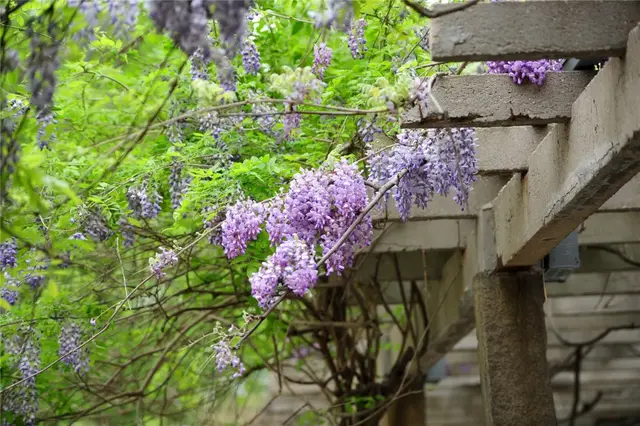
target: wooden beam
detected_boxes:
[493,26,640,267]
[401,72,593,129]
[429,2,640,62]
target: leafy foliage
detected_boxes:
[0,0,483,424]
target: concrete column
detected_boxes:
[474,270,556,426]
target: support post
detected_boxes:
[474,270,556,426]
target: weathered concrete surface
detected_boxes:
[493,26,640,267]
[474,270,556,426]
[371,175,509,221]
[402,72,593,128]
[370,219,475,252]
[580,212,640,245]
[429,2,640,62]
[474,126,549,173]
[546,271,640,297]
[373,176,640,220]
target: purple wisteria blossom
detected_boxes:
[282,108,302,140]
[312,43,332,80]
[486,59,564,86]
[348,18,367,59]
[127,181,163,220]
[265,160,371,275]
[190,47,210,81]
[1,286,18,306]
[249,236,318,308]
[368,128,478,221]
[0,239,18,269]
[59,322,89,374]
[69,232,86,241]
[83,212,112,242]
[241,38,261,75]
[213,339,245,378]
[221,199,266,258]
[149,247,179,279]
[119,216,135,248]
[4,329,40,424]
[357,119,382,144]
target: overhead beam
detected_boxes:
[373,176,640,221]
[546,272,640,297]
[456,328,640,351]
[401,72,593,129]
[447,344,640,366]
[493,26,640,267]
[429,2,640,62]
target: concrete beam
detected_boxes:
[456,328,640,351]
[374,176,640,221]
[401,72,593,129]
[447,344,640,366]
[475,126,548,174]
[546,272,640,297]
[429,2,640,62]
[493,26,640,267]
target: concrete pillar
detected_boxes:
[474,270,556,426]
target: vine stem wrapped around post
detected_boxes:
[234,168,409,349]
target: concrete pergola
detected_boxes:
[253,4,640,426]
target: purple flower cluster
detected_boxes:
[59,322,89,374]
[251,102,278,136]
[249,236,318,308]
[27,24,60,118]
[149,0,214,59]
[106,0,140,37]
[35,111,56,151]
[4,329,40,424]
[221,199,266,258]
[267,160,371,274]
[241,38,261,75]
[212,339,245,378]
[149,247,179,279]
[203,207,225,245]
[83,212,112,242]
[127,181,162,219]
[119,216,135,248]
[199,112,225,140]
[1,286,18,306]
[0,239,18,269]
[283,108,302,140]
[312,43,332,80]
[409,77,430,110]
[190,47,210,81]
[212,0,253,57]
[486,59,564,86]
[348,18,367,59]
[357,119,382,144]
[368,128,478,221]
[69,232,86,241]
[169,162,191,210]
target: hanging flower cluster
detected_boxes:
[367,128,478,221]
[486,59,564,86]
[220,160,371,308]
